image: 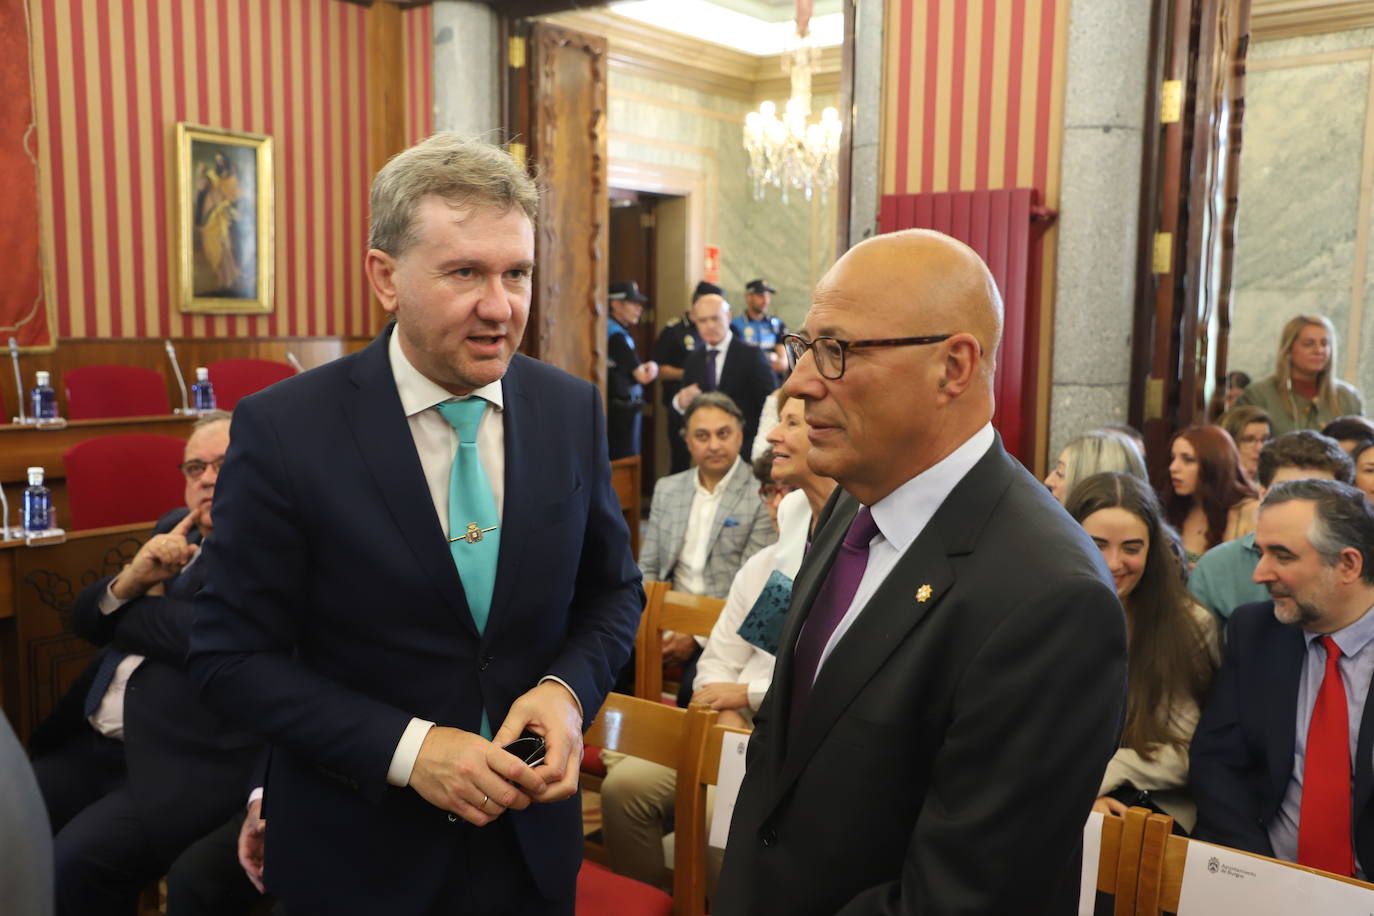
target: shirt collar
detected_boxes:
[707,329,733,352]
[388,323,505,418]
[1304,601,1374,659]
[694,456,741,497]
[868,423,996,553]
[1240,531,1259,556]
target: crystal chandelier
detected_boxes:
[743,22,841,204]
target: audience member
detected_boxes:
[1225,370,1252,408]
[1100,422,1147,460]
[730,278,789,380]
[188,134,643,914]
[717,229,1126,916]
[1321,414,1374,454]
[29,412,262,915]
[1189,431,1352,624]
[1164,425,1259,567]
[1191,479,1374,877]
[1352,439,1374,503]
[1044,429,1147,503]
[673,293,777,450]
[1218,404,1272,488]
[602,392,835,893]
[1067,472,1218,833]
[1236,315,1365,435]
[751,446,790,532]
[656,280,718,473]
[606,280,659,460]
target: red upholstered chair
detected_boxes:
[63,434,187,530]
[64,365,171,419]
[205,359,294,410]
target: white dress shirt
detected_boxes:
[808,423,996,680]
[384,330,579,788]
[672,458,742,597]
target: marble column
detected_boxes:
[1048,0,1152,458]
[848,0,884,248]
[432,1,501,139]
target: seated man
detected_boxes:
[29,411,263,915]
[638,392,775,673]
[1191,479,1374,876]
[1189,430,1352,623]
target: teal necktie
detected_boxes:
[435,397,500,738]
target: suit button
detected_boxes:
[479,655,493,671]
[760,827,776,848]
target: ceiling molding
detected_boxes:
[545,9,840,101]
[1252,1,1374,41]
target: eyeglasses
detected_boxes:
[179,456,225,480]
[782,333,954,380]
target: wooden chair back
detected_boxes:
[1135,811,1374,913]
[635,583,725,702]
[673,715,752,916]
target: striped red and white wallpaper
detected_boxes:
[403,4,434,150]
[27,0,434,342]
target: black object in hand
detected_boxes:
[503,733,546,768]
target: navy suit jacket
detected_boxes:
[30,509,261,858]
[189,327,643,911]
[1190,600,1374,866]
[682,337,777,446]
[716,439,1127,915]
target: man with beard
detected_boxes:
[1192,478,1374,877]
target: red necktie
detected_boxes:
[1298,636,1355,876]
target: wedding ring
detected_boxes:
[480,794,489,810]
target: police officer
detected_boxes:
[731,278,789,381]
[607,281,658,460]
[653,281,718,472]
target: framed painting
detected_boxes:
[174,123,273,313]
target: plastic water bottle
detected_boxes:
[31,371,57,420]
[23,467,52,533]
[191,367,217,411]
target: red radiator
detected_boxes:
[878,188,1050,465]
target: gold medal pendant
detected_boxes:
[450,522,498,544]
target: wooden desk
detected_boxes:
[0,522,155,743]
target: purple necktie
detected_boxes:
[706,348,720,390]
[789,506,880,736]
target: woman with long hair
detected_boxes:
[1164,425,1258,566]
[1216,405,1271,488]
[1043,429,1147,504]
[1235,314,1364,434]
[1067,472,1219,832]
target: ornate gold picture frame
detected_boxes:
[174,123,273,314]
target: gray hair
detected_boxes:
[368,133,538,256]
[192,409,232,432]
[1263,478,1374,584]
[1061,430,1147,505]
[682,391,744,429]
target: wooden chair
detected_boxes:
[1135,811,1374,914]
[63,365,170,419]
[1092,806,1153,916]
[635,584,726,703]
[579,693,719,916]
[674,712,752,916]
[610,455,642,560]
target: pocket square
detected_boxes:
[723,516,740,528]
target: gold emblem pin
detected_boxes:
[916,584,933,603]
[449,523,499,544]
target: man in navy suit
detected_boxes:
[30,411,260,915]
[1191,478,1374,876]
[189,135,643,914]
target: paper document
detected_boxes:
[1078,811,1104,916]
[1178,840,1374,914]
[708,732,750,849]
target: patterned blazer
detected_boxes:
[638,458,776,598]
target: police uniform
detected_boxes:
[734,278,788,385]
[652,314,702,473]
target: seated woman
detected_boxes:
[600,391,836,891]
[1217,405,1271,488]
[1351,438,1374,504]
[1043,428,1146,504]
[1067,472,1219,833]
[1164,424,1258,567]
[1236,314,1364,435]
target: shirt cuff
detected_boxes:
[99,582,132,615]
[538,675,584,721]
[390,717,436,787]
[247,786,264,807]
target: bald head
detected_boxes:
[784,229,1003,504]
[690,293,731,346]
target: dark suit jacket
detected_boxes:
[1190,600,1374,866]
[189,327,643,912]
[681,337,777,446]
[716,438,1128,916]
[30,509,261,859]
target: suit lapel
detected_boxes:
[344,329,475,635]
[488,359,536,638]
[663,472,696,574]
[705,459,747,555]
[1264,619,1304,801]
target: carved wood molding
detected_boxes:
[1252,0,1374,40]
[545,9,841,100]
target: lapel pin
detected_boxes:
[916,584,933,603]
